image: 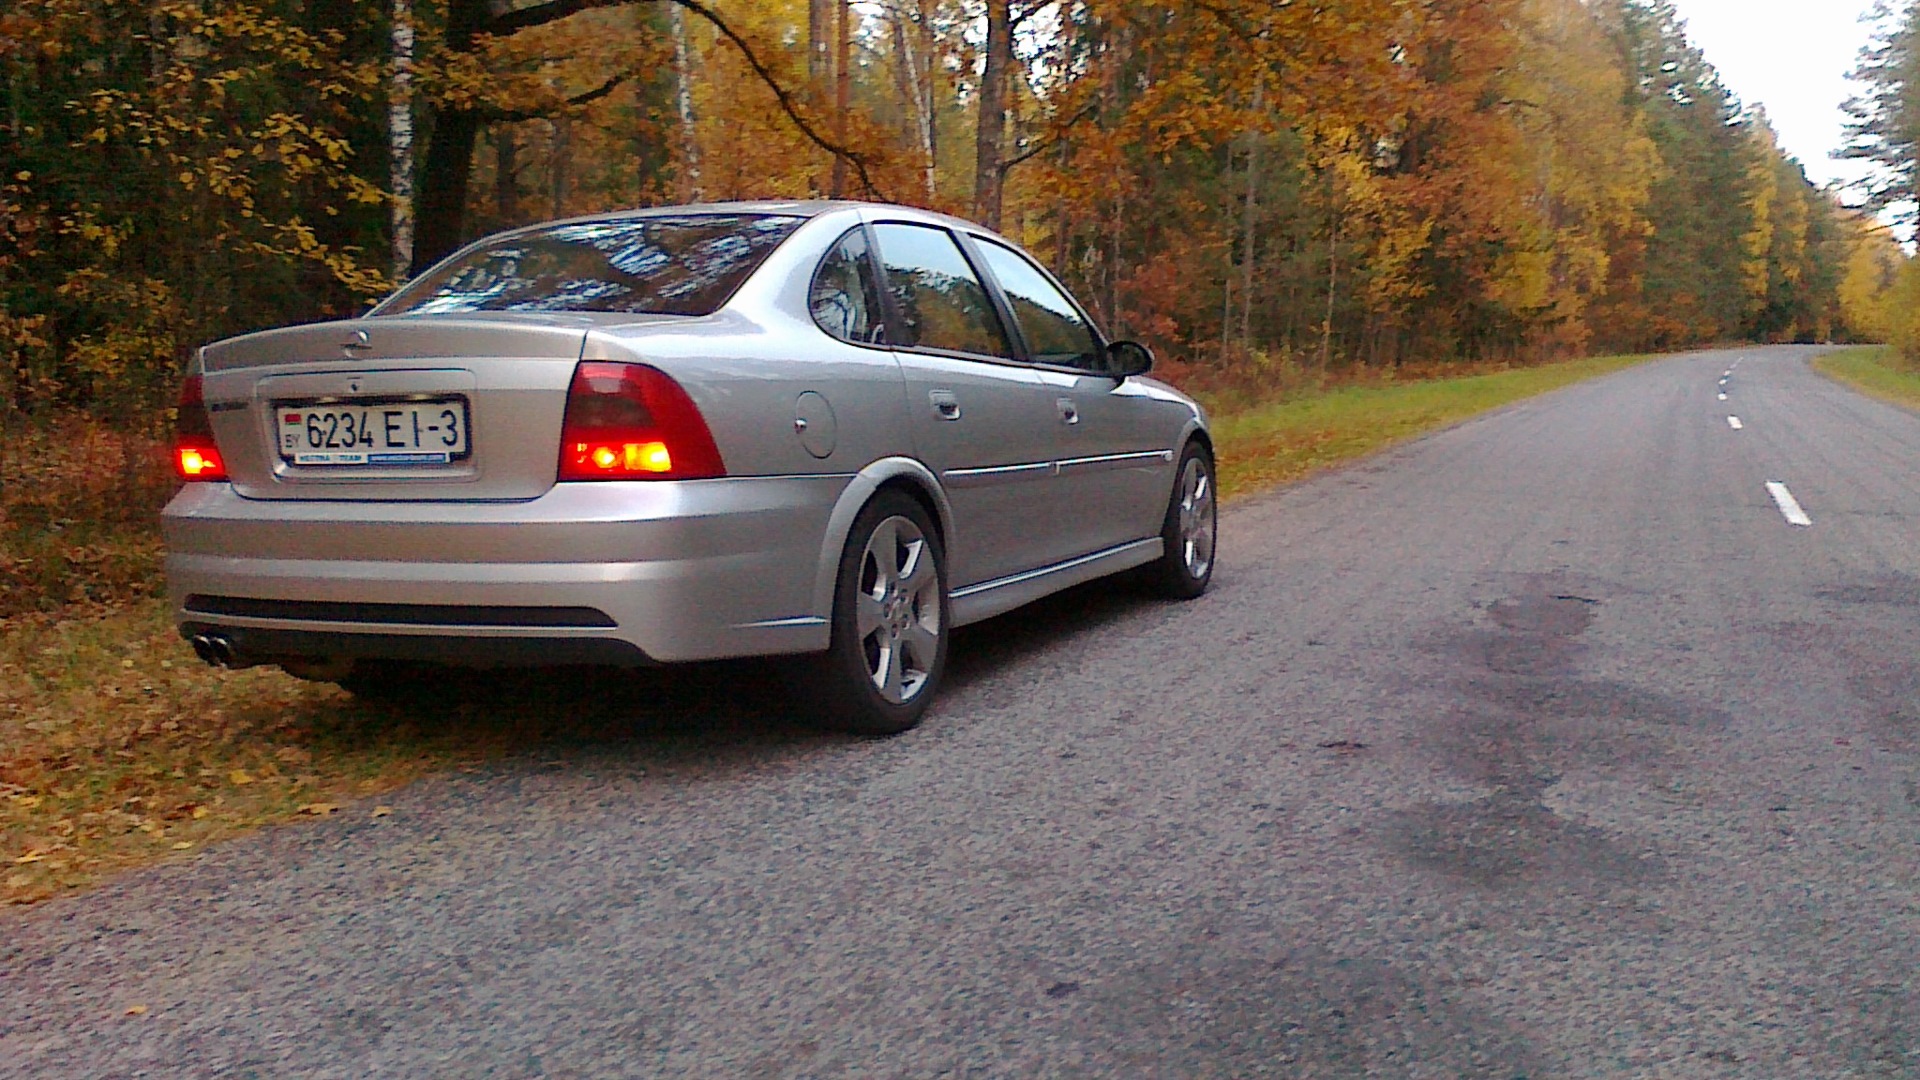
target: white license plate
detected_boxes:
[277,399,470,466]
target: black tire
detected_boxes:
[798,491,949,736]
[1143,441,1217,600]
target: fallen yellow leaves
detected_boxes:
[3,595,646,906]
[124,1004,148,1016]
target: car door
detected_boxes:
[967,235,1175,558]
[865,221,1064,590]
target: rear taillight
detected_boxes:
[173,374,229,482]
[557,362,726,481]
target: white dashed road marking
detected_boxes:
[1727,416,1743,430]
[1765,481,1812,527]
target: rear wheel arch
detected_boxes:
[875,476,946,549]
[811,459,955,623]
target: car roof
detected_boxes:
[511,200,990,236]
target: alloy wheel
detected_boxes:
[1178,456,1215,580]
[854,516,942,705]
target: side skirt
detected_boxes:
[948,538,1163,628]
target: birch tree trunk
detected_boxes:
[888,8,935,202]
[914,3,937,201]
[388,0,415,284]
[920,0,937,194]
[889,12,917,146]
[671,3,702,202]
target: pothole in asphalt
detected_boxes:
[1484,592,1600,637]
[1450,629,1581,677]
[1464,675,1732,732]
[1381,576,1708,889]
[1426,705,1677,791]
[1381,787,1661,890]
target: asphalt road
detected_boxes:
[6,345,1920,1078]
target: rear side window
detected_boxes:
[380,214,803,316]
[810,228,889,345]
[973,239,1102,369]
[869,223,1014,358]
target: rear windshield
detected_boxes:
[379,214,804,316]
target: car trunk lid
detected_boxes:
[199,314,658,502]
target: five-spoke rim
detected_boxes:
[1177,456,1215,580]
[855,516,942,705]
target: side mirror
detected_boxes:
[1107,340,1155,378]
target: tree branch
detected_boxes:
[665,0,890,201]
[486,0,616,38]
[1189,0,1258,43]
[473,0,890,200]
[997,101,1097,174]
[481,72,631,123]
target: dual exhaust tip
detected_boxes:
[189,633,244,670]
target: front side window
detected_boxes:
[379,214,803,317]
[869,223,1013,358]
[973,239,1102,369]
[810,228,888,345]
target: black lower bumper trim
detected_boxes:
[183,595,617,628]
[180,623,655,669]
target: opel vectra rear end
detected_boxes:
[165,202,1215,734]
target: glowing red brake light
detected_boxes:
[173,374,229,482]
[557,362,725,481]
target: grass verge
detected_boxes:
[3,349,1655,904]
[3,605,431,903]
[1812,345,1920,411]
[0,602,769,905]
[1208,351,1652,498]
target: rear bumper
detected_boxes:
[162,476,851,665]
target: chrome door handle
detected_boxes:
[930,390,961,421]
[1056,397,1079,425]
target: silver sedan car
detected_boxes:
[165,202,1216,733]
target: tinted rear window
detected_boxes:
[380,215,803,316]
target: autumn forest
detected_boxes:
[0,0,1910,425]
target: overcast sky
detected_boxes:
[1668,0,1879,192]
